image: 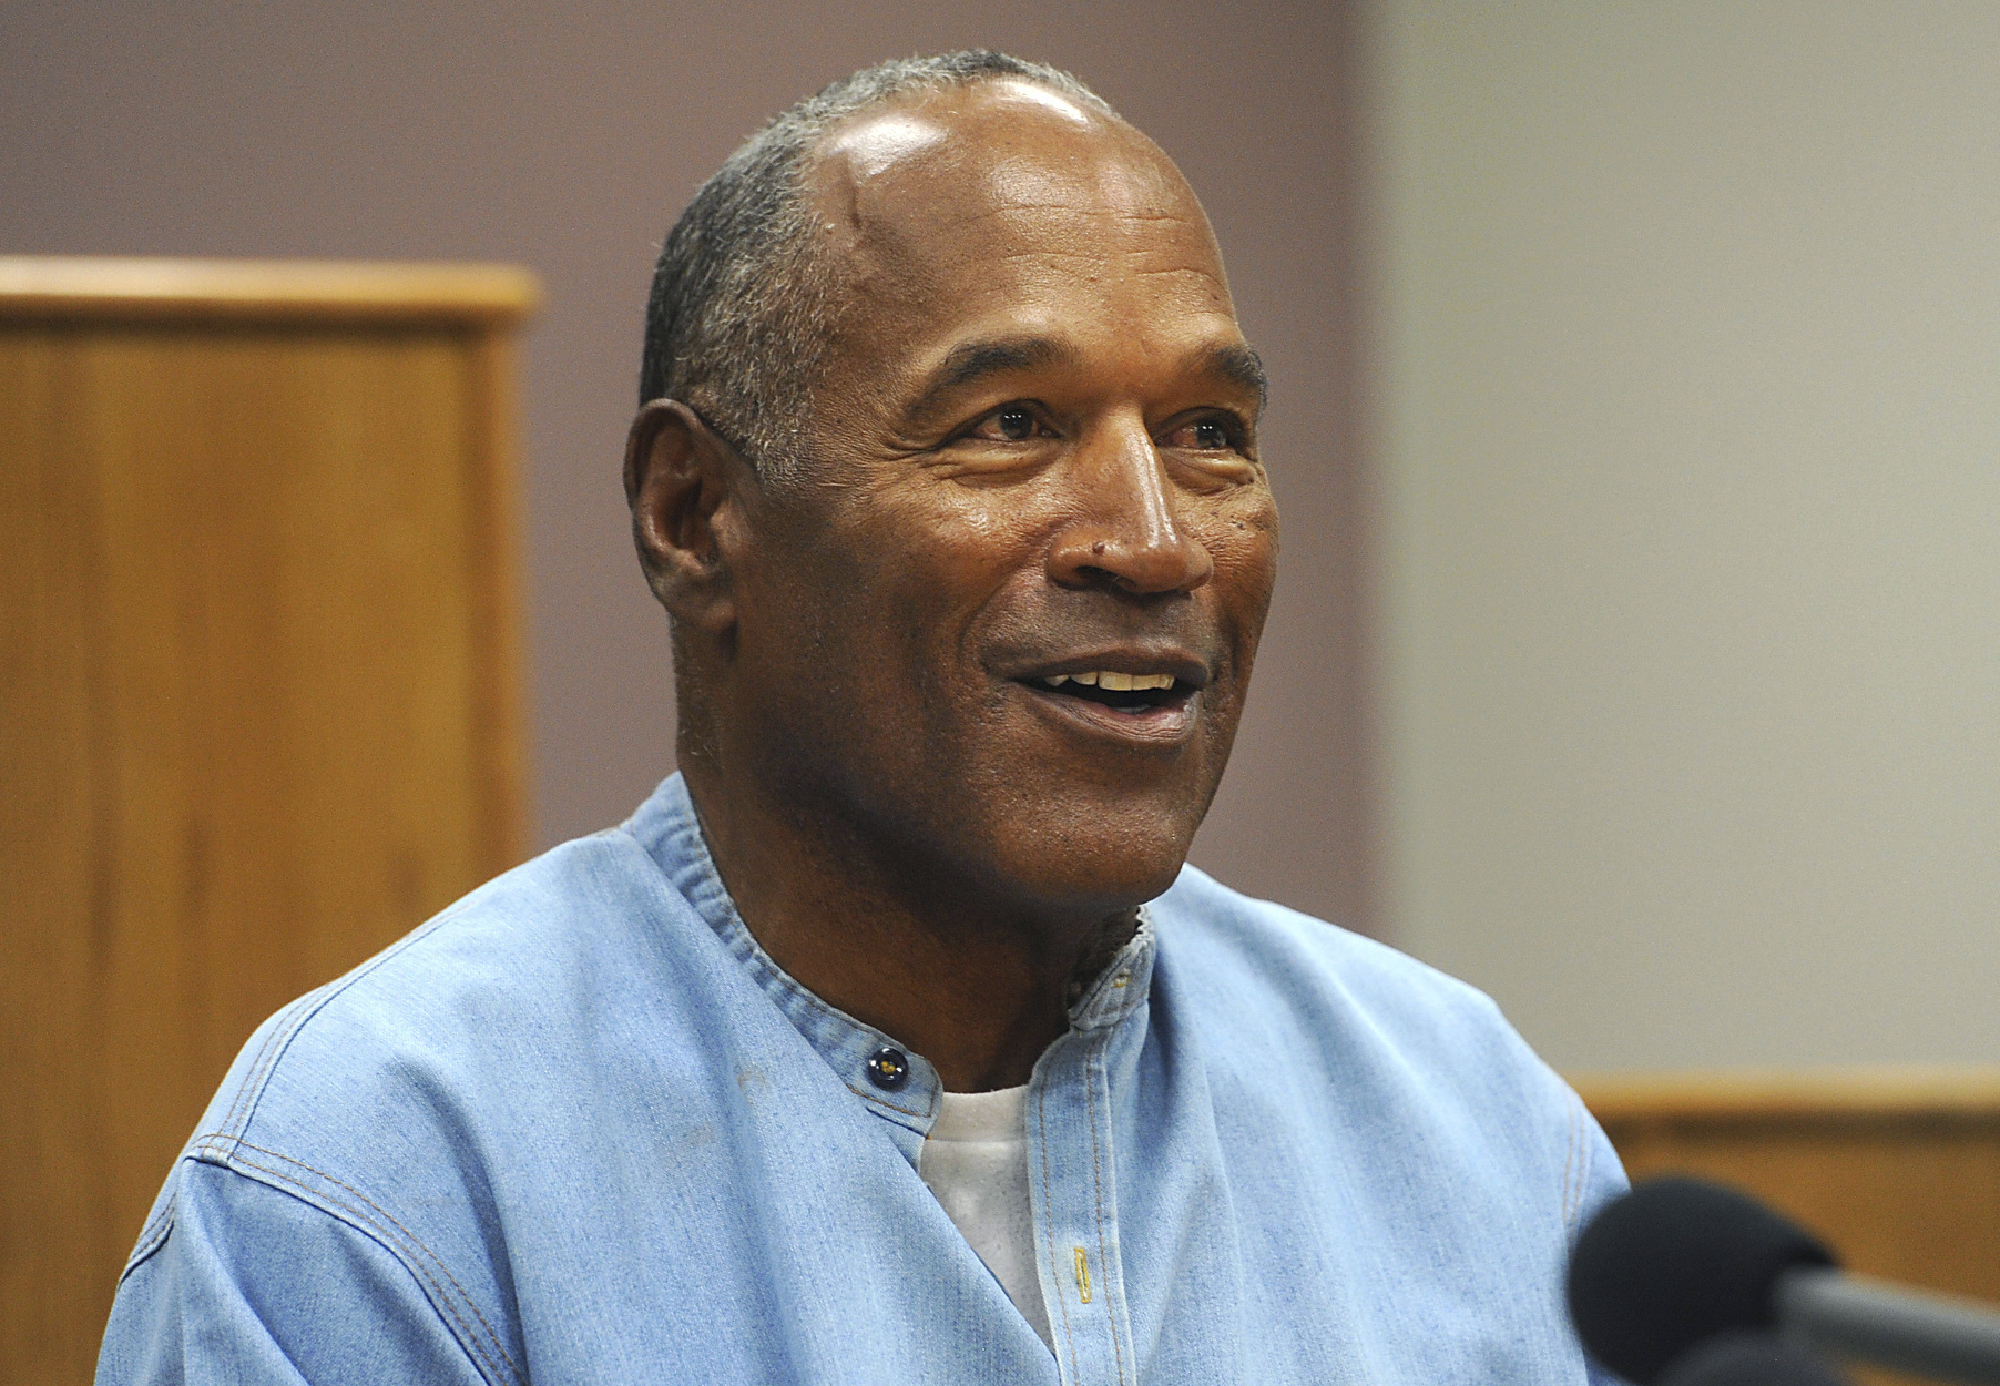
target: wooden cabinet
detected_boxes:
[1,257,536,1383]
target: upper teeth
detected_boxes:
[1039,671,1176,691]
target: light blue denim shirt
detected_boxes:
[100,774,1626,1384]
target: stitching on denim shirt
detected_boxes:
[1036,1072,1084,1377]
[1071,919,1154,1034]
[217,904,479,1142]
[1083,1029,1130,1384]
[1559,1093,1585,1232]
[1557,1099,1575,1229]
[224,1137,520,1383]
[219,930,416,1135]
[211,1142,517,1386]
[1568,1088,1584,1224]
[221,1154,511,1386]
[215,997,303,1138]
[121,1204,178,1283]
[838,1077,934,1122]
[205,1134,521,1386]
[648,789,951,1126]
[1574,1094,1589,1227]
[738,932,937,1120]
[1571,1092,1594,1232]
[723,907,940,1123]
[131,1181,182,1268]
[228,1000,337,1139]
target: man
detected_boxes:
[100,52,1624,1384]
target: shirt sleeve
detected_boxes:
[98,1158,493,1386]
[1571,1104,1637,1386]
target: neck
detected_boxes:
[680,755,1134,1091]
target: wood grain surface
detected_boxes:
[1575,1067,2000,1386]
[1,258,533,1384]
[0,256,539,325]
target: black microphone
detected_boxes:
[1657,1331,1851,1386]
[1569,1176,2000,1386]
[1568,1176,1836,1383]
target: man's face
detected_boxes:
[722,81,1279,921]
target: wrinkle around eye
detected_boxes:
[918,446,1061,486]
[1161,456,1263,496]
[918,423,1063,483]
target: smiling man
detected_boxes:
[100,52,1624,1386]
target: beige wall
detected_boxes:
[1372,2,2000,1068]
[0,4,1375,929]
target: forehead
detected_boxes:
[806,81,1237,343]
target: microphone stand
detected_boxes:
[1780,1268,2000,1386]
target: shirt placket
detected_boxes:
[1027,939,1150,1386]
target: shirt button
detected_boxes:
[865,1047,910,1091]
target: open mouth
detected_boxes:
[1028,671,1194,715]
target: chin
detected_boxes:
[982,813,1196,918]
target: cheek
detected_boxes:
[783,487,1039,729]
[1200,495,1281,644]
[849,482,1043,612]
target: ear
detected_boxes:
[624,399,747,635]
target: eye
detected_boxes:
[965,403,1049,443]
[995,406,1035,440]
[1163,415,1246,453]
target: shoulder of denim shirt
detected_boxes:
[117,818,705,1374]
[1147,863,1606,1169]
[195,819,685,1146]
[1150,861,1519,1040]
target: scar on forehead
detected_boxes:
[984,81,1097,127]
[822,112,949,180]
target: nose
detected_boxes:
[1046,414,1215,595]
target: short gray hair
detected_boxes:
[638,51,1118,477]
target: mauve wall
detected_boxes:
[1,2,1375,933]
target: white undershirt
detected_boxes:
[916,1084,1053,1348]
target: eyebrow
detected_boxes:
[1201,342,1269,410]
[902,332,1270,426]
[908,336,1079,419]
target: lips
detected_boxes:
[1007,654,1208,744]
[1030,668,1190,712]
[1036,669,1176,693]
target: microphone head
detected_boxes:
[1657,1331,1852,1386]
[1567,1176,1837,1385]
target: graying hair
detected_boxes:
[638,51,1118,478]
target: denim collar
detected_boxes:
[633,774,1156,1139]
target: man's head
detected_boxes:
[627,53,1279,930]
[636,52,1115,479]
